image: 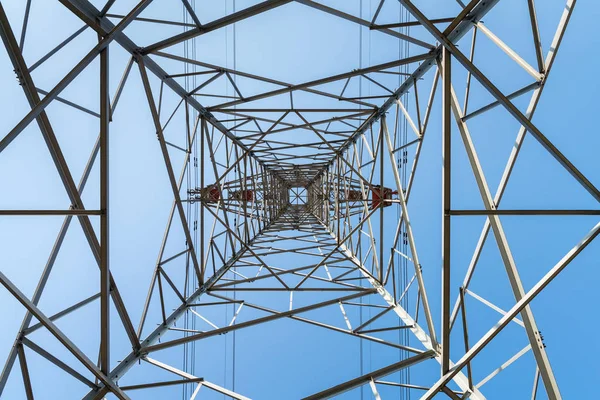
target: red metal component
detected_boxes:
[231,190,254,202]
[200,185,220,203]
[370,186,397,209]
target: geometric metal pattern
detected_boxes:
[0,0,598,399]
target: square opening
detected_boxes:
[288,187,307,205]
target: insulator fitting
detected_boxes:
[188,185,220,203]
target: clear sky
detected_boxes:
[0,0,599,399]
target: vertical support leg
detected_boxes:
[459,287,473,390]
[16,345,33,400]
[378,120,384,282]
[441,47,452,374]
[336,156,340,244]
[99,41,110,375]
[100,39,110,375]
[200,117,206,283]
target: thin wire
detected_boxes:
[368,0,373,382]
[224,3,229,397]
[182,6,189,399]
[182,2,199,398]
[401,5,411,397]
[182,4,188,398]
[358,1,364,399]
[191,0,199,389]
[232,0,237,394]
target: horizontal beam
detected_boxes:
[142,0,293,53]
[145,289,376,352]
[295,0,434,49]
[121,378,204,391]
[0,210,102,216]
[449,209,600,216]
[302,350,436,399]
[210,52,435,110]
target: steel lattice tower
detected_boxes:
[0,0,598,399]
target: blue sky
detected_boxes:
[0,0,599,399]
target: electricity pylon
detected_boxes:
[0,0,597,399]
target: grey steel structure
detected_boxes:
[0,0,597,399]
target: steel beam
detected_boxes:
[0,0,153,151]
[422,220,600,398]
[302,350,436,400]
[398,0,600,202]
[137,57,203,286]
[99,36,110,378]
[0,271,129,400]
[449,86,561,398]
[142,0,293,54]
[441,47,452,375]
